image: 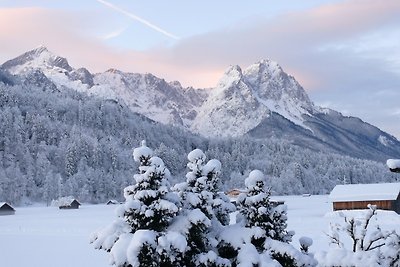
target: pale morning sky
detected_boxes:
[1,0,399,138]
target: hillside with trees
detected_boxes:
[0,82,397,205]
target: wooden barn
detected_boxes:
[329,183,400,214]
[0,202,15,215]
[226,188,247,198]
[59,199,81,210]
[106,199,119,205]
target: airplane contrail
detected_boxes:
[96,0,180,40]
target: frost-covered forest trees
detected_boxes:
[0,82,398,205]
[91,143,315,267]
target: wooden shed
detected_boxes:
[106,199,120,205]
[329,183,400,214]
[226,189,247,198]
[0,202,15,215]
[59,199,81,209]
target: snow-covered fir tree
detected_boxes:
[237,170,292,243]
[123,140,178,232]
[172,148,235,266]
[91,141,182,266]
[229,170,316,267]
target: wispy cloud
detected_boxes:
[102,26,128,40]
[95,0,179,40]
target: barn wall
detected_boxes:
[0,210,15,216]
[333,200,393,212]
[394,194,400,214]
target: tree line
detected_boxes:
[0,82,397,205]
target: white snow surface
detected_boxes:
[187,148,206,163]
[132,142,153,162]
[126,230,157,266]
[244,169,265,190]
[1,195,400,267]
[387,158,400,169]
[299,236,313,247]
[329,183,400,202]
[202,159,222,174]
[158,231,187,253]
[378,135,393,147]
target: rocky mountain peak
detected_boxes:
[243,59,314,112]
[216,65,243,89]
[244,59,283,79]
[2,46,73,73]
[31,45,49,56]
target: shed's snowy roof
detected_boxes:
[387,159,400,169]
[52,196,80,207]
[329,183,400,202]
[0,202,14,209]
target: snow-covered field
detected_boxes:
[1,195,399,267]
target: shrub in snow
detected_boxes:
[299,237,313,255]
[91,141,181,266]
[381,231,400,266]
[234,170,316,267]
[318,204,400,267]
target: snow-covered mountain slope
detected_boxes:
[1,47,207,127]
[189,59,400,160]
[92,70,207,127]
[2,47,400,161]
[191,60,314,137]
[2,46,90,92]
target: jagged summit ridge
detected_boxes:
[2,46,73,73]
[191,59,315,137]
[243,60,313,111]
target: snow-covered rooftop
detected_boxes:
[329,183,400,202]
[0,202,14,210]
[387,159,400,170]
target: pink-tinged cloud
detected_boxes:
[0,8,222,87]
[160,0,400,89]
[1,0,400,90]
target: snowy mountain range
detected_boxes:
[2,46,400,161]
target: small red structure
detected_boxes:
[226,188,246,198]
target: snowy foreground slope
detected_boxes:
[1,196,399,267]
